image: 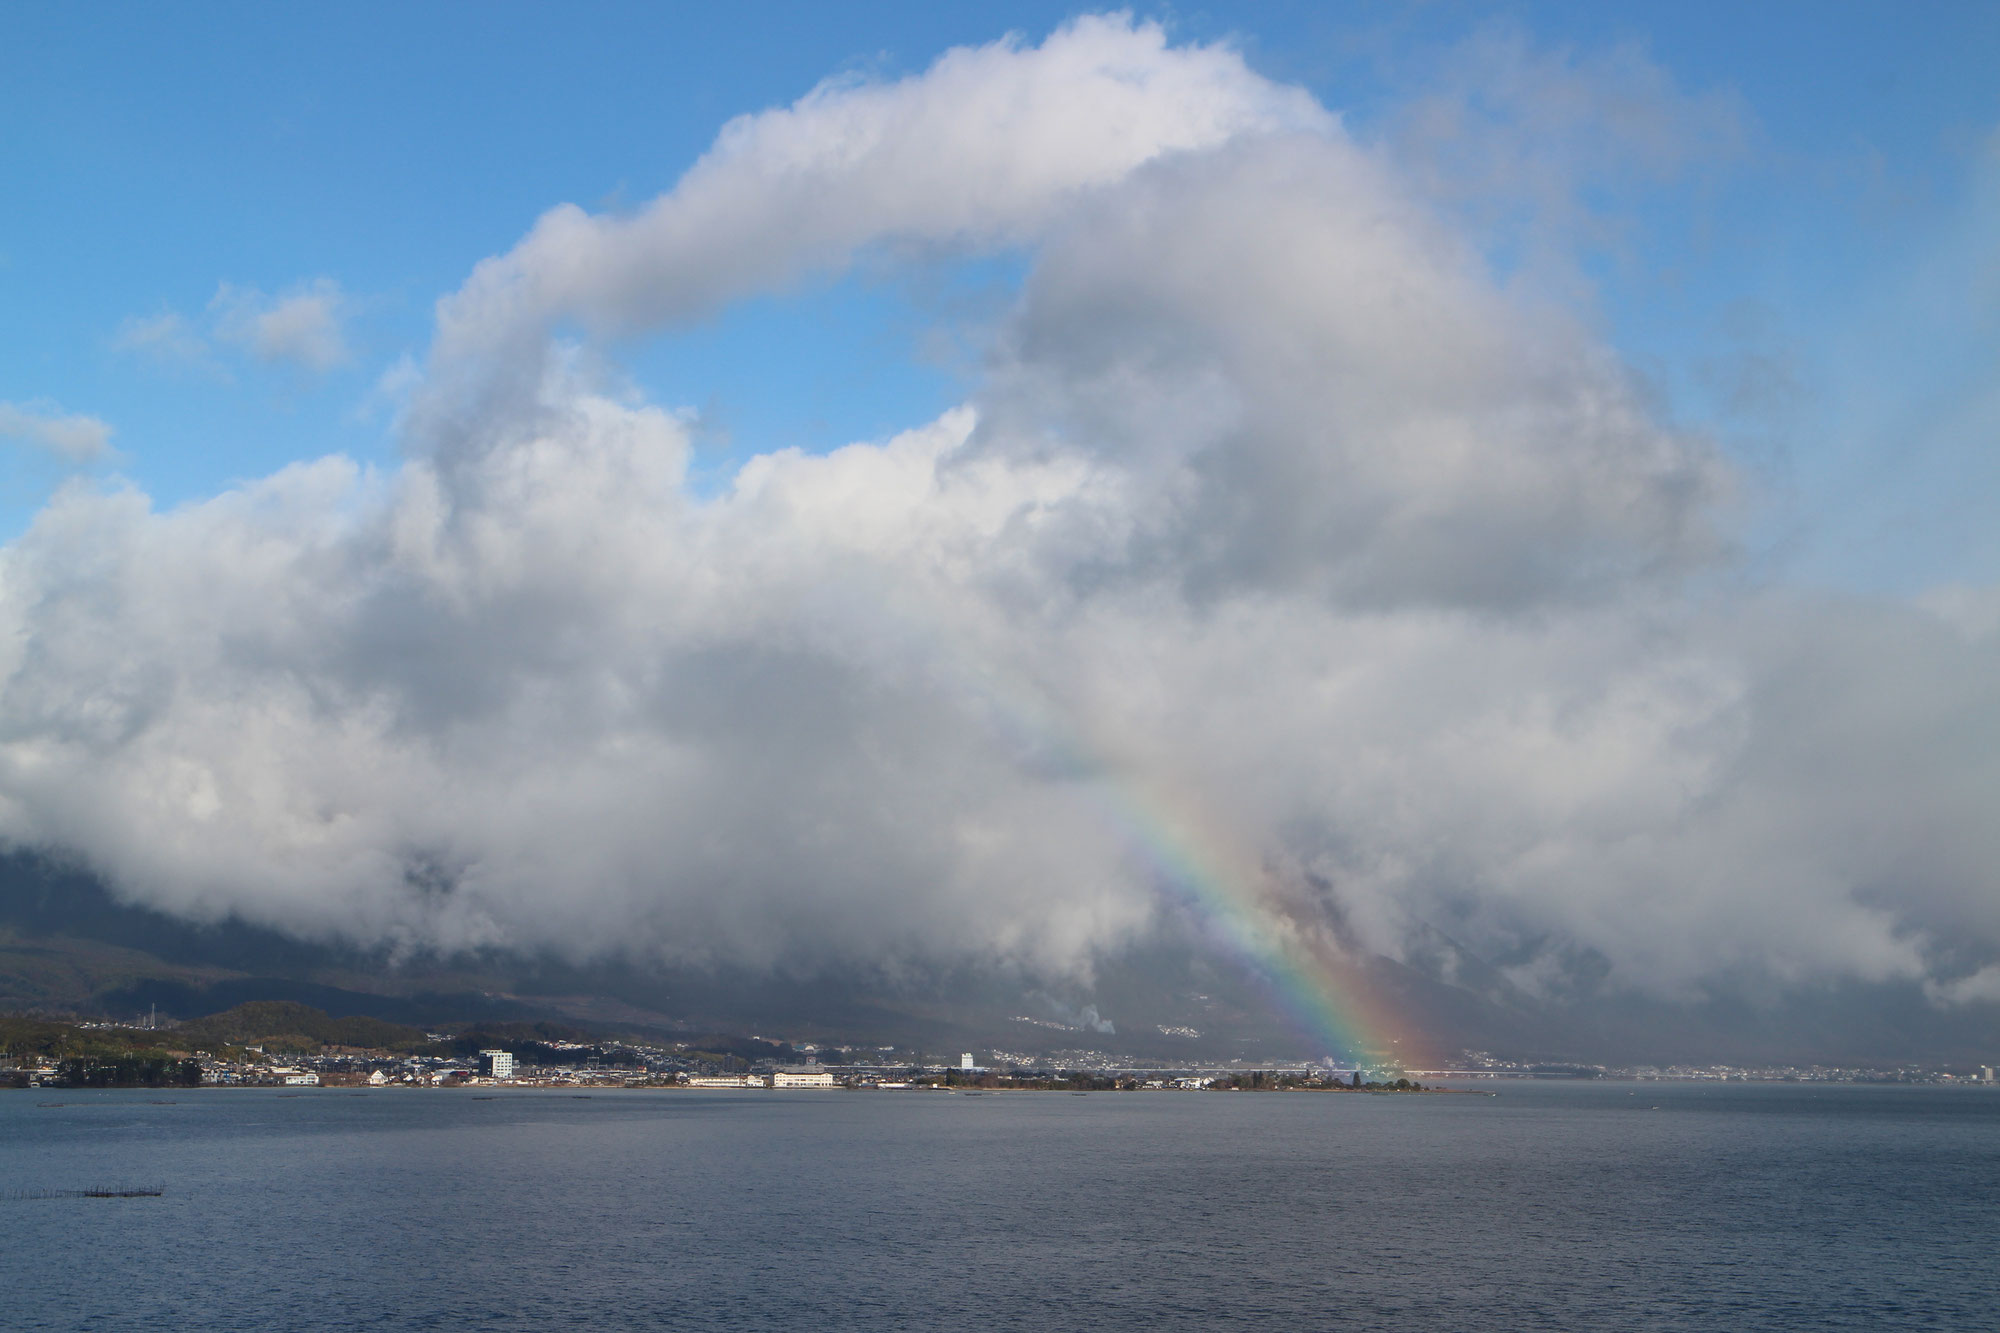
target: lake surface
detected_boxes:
[4,1081,1995,1330]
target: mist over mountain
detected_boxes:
[3,849,1991,1069]
[0,18,1995,1066]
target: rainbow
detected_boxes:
[942,621,1418,1071]
[1087,773,1416,1071]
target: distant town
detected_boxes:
[2,1003,1993,1092]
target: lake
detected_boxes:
[4,1081,1996,1330]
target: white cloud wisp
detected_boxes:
[212,278,352,372]
[0,400,116,464]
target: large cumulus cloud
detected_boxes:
[2,16,1995,1006]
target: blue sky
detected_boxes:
[4,2,1995,589]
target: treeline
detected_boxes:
[51,1055,203,1088]
[675,1033,810,1070]
[0,1016,204,1087]
[919,1070,1429,1092]
[941,1071,1128,1091]
[0,1013,184,1063]
[451,1024,813,1072]
[445,1020,627,1068]
[176,1002,436,1054]
[1206,1072,1426,1091]
[4,999,836,1072]
[446,1019,593,1051]
[1,1002,443,1067]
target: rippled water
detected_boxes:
[5,1081,1995,1330]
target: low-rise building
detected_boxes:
[773,1069,835,1088]
[687,1074,763,1088]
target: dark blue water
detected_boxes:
[4,1082,1995,1330]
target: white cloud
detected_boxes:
[415,14,1329,444]
[111,310,220,374]
[116,278,354,378]
[351,354,423,428]
[0,400,116,463]
[1383,26,1749,272]
[0,18,1993,1012]
[1927,965,2000,1007]
[969,134,1729,607]
[0,368,1989,992]
[211,278,351,372]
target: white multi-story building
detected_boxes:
[773,1070,836,1088]
[960,1053,975,1071]
[687,1074,763,1088]
[479,1049,515,1081]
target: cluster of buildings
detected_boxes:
[687,1069,837,1089]
[1448,1050,2000,1083]
[187,1045,853,1089]
[15,1023,1997,1090]
[160,1050,2000,1091]
[166,1043,1386,1091]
